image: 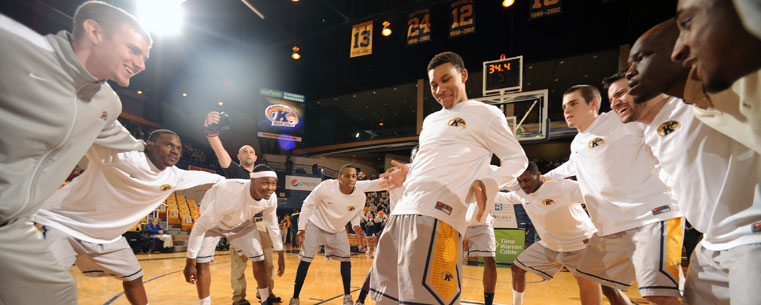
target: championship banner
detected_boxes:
[350,20,373,58]
[449,0,475,38]
[285,175,322,191]
[492,201,518,229]
[406,8,431,45]
[529,0,562,20]
[494,229,526,264]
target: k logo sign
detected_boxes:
[266,104,299,127]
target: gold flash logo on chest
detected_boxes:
[160,184,171,191]
[542,199,555,206]
[588,137,605,148]
[658,120,681,137]
[100,111,108,121]
[347,206,355,211]
[448,117,466,128]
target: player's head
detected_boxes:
[603,71,643,123]
[145,129,181,171]
[562,85,601,131]
[627,18,688,103]
[410,145,419,163]
[249,164,277,200]
[672,0,761,93]
[517,161,542,194]
[338,164,358,194]
[238,145,257,167]
[151,218,159,225]
[427,51,468,109]
[72,1,152,87]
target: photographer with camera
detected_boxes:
[204,111,281,305]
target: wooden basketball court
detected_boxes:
[73,246,651,305]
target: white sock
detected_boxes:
[258,288,270,301]
[513,290,524,305]
[199,296,211,305]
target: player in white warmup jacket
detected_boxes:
[34,130,224,305]
[184,165,284,305]
[495,161,600,305]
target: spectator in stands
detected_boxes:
[280,216,290,244]
[285,156,294,175]
[312,163,321,176]
[146,218,173,253]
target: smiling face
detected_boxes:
[608,78,645,123]
[87,21,150,87]
[146,133,182,171]
[251,177,277,200]
[428,62,469,109]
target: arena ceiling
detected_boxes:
[2,0,678,149]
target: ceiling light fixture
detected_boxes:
[382,21,392,36]
[502,0,515,7]
[291,46,301,60]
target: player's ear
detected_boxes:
[460,68,468,83]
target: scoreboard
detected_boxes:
[483,56,522,95]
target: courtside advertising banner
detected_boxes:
[494,229,526,264]
[492,201,518,229]
[285,175,322,191]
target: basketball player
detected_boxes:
[671,0,761,153]
[0,2,150,303]
[34,130,224,305]
[545,84,683,305]
[607,19,761,304]
[290,165,384,305]
[204,111,279,305]
[495,162,601,305]
[462,165,501,305]
[354,146,418,305]
[184,165,285,305]
[370,52,528,305]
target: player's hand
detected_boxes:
[353,225,365,240]
[183,258,197,284]
[296,230,305,247]
[204,111,220,128]
[462,238,470,254]
[472,180,487,222]
[379,160,409,189]
[158,230,164,235]
[276,251,285,276]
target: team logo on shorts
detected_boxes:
[440,271,454,282]
[658,120,681,137]
[542,199,555,206]
[160,184,171,191]
[588,137,605,148]
[448,118,466,128]
[100,111,108,121]
[347,206,355,211]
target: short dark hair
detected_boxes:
[427,51,466,73]
[72,1,152,45]
[147,129,178,143]
[253,164,274,172]
[564,84,602,112]
[338,164,357,175]
[525,161,539,174]
[602,71,628,90]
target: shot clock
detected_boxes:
[483,56,522,95]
